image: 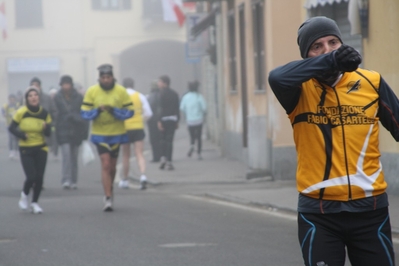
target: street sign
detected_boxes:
[7,57,60,73]
[186,13,208,62]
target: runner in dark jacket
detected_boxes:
[157,75,180,170]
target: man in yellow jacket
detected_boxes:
[120,78,153,190]
[269,16,398,266]
[81,64,134,211]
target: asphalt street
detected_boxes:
[0,159,302,266]
[1,127,399,266]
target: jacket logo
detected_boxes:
[347,80,361,94]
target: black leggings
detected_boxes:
[160,121,177,162]
[20,147,48,203]
[188,124,203,154]
[298,207,394,266]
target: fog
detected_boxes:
[1,0,199,107]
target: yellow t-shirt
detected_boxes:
[13,106,52,147]
[124,91,144,130]
[81,84,133,137]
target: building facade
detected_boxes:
[192,0,399,192]
[0,0,194,100]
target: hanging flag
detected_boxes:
[162,0,185,27]
[0,1,7,40]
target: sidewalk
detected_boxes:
[125,134,399,232]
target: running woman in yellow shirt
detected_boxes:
[9,87,52,214]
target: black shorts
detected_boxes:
[298,207,394,266]
[126,129,145,143]
[95,143,120,158]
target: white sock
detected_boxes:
[140,175,147,182]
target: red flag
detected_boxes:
[172,1,185,27]
[162,0,185,27]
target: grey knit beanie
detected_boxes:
[297,16,343,58]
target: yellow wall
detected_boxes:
[265,0,302,146]
[363,0,399,153]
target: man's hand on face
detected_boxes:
[334,44,362,72]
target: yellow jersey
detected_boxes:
[12,106,52,148]
[81,84,134,144]
[125,90,144,130]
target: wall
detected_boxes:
[0,0,188,101]
[265,0,302,180]
[216,0,302,178]
[362,0,399,193]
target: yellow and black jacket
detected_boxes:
[8,105,52,151]
[269,53,399,213]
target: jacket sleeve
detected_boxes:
[377,77,399,141]
[268,53,337,114]
[69,94,86,125]
[43,123,51,137]
[81,89,101,120]
[43,112,52,137]
[112,107,134,120]
[112,90,134,120]
[8,120,26,140]
[140,93,153,119]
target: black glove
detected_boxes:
[334,44,362,72]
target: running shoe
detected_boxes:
[71,183,78,190]
[187,146,194,157]
[140,181,147,190]
[19,192,28,210]
[30,203,43,214]
[140,175,147,190]
[159,162,166,170]
[167,163,175,171]
[118,179,129,189]
[103,197,113,212]
[62,182,70,189]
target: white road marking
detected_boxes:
[182,195,399,244]
[159,243,218,248]
[0,239,15,244]
[181,195,297,221]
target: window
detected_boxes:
[15,0,43,28]
[252,0,266,91]
[92,0,131,11]
[228,9,237,92]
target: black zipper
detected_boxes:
[332,87,352,200]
